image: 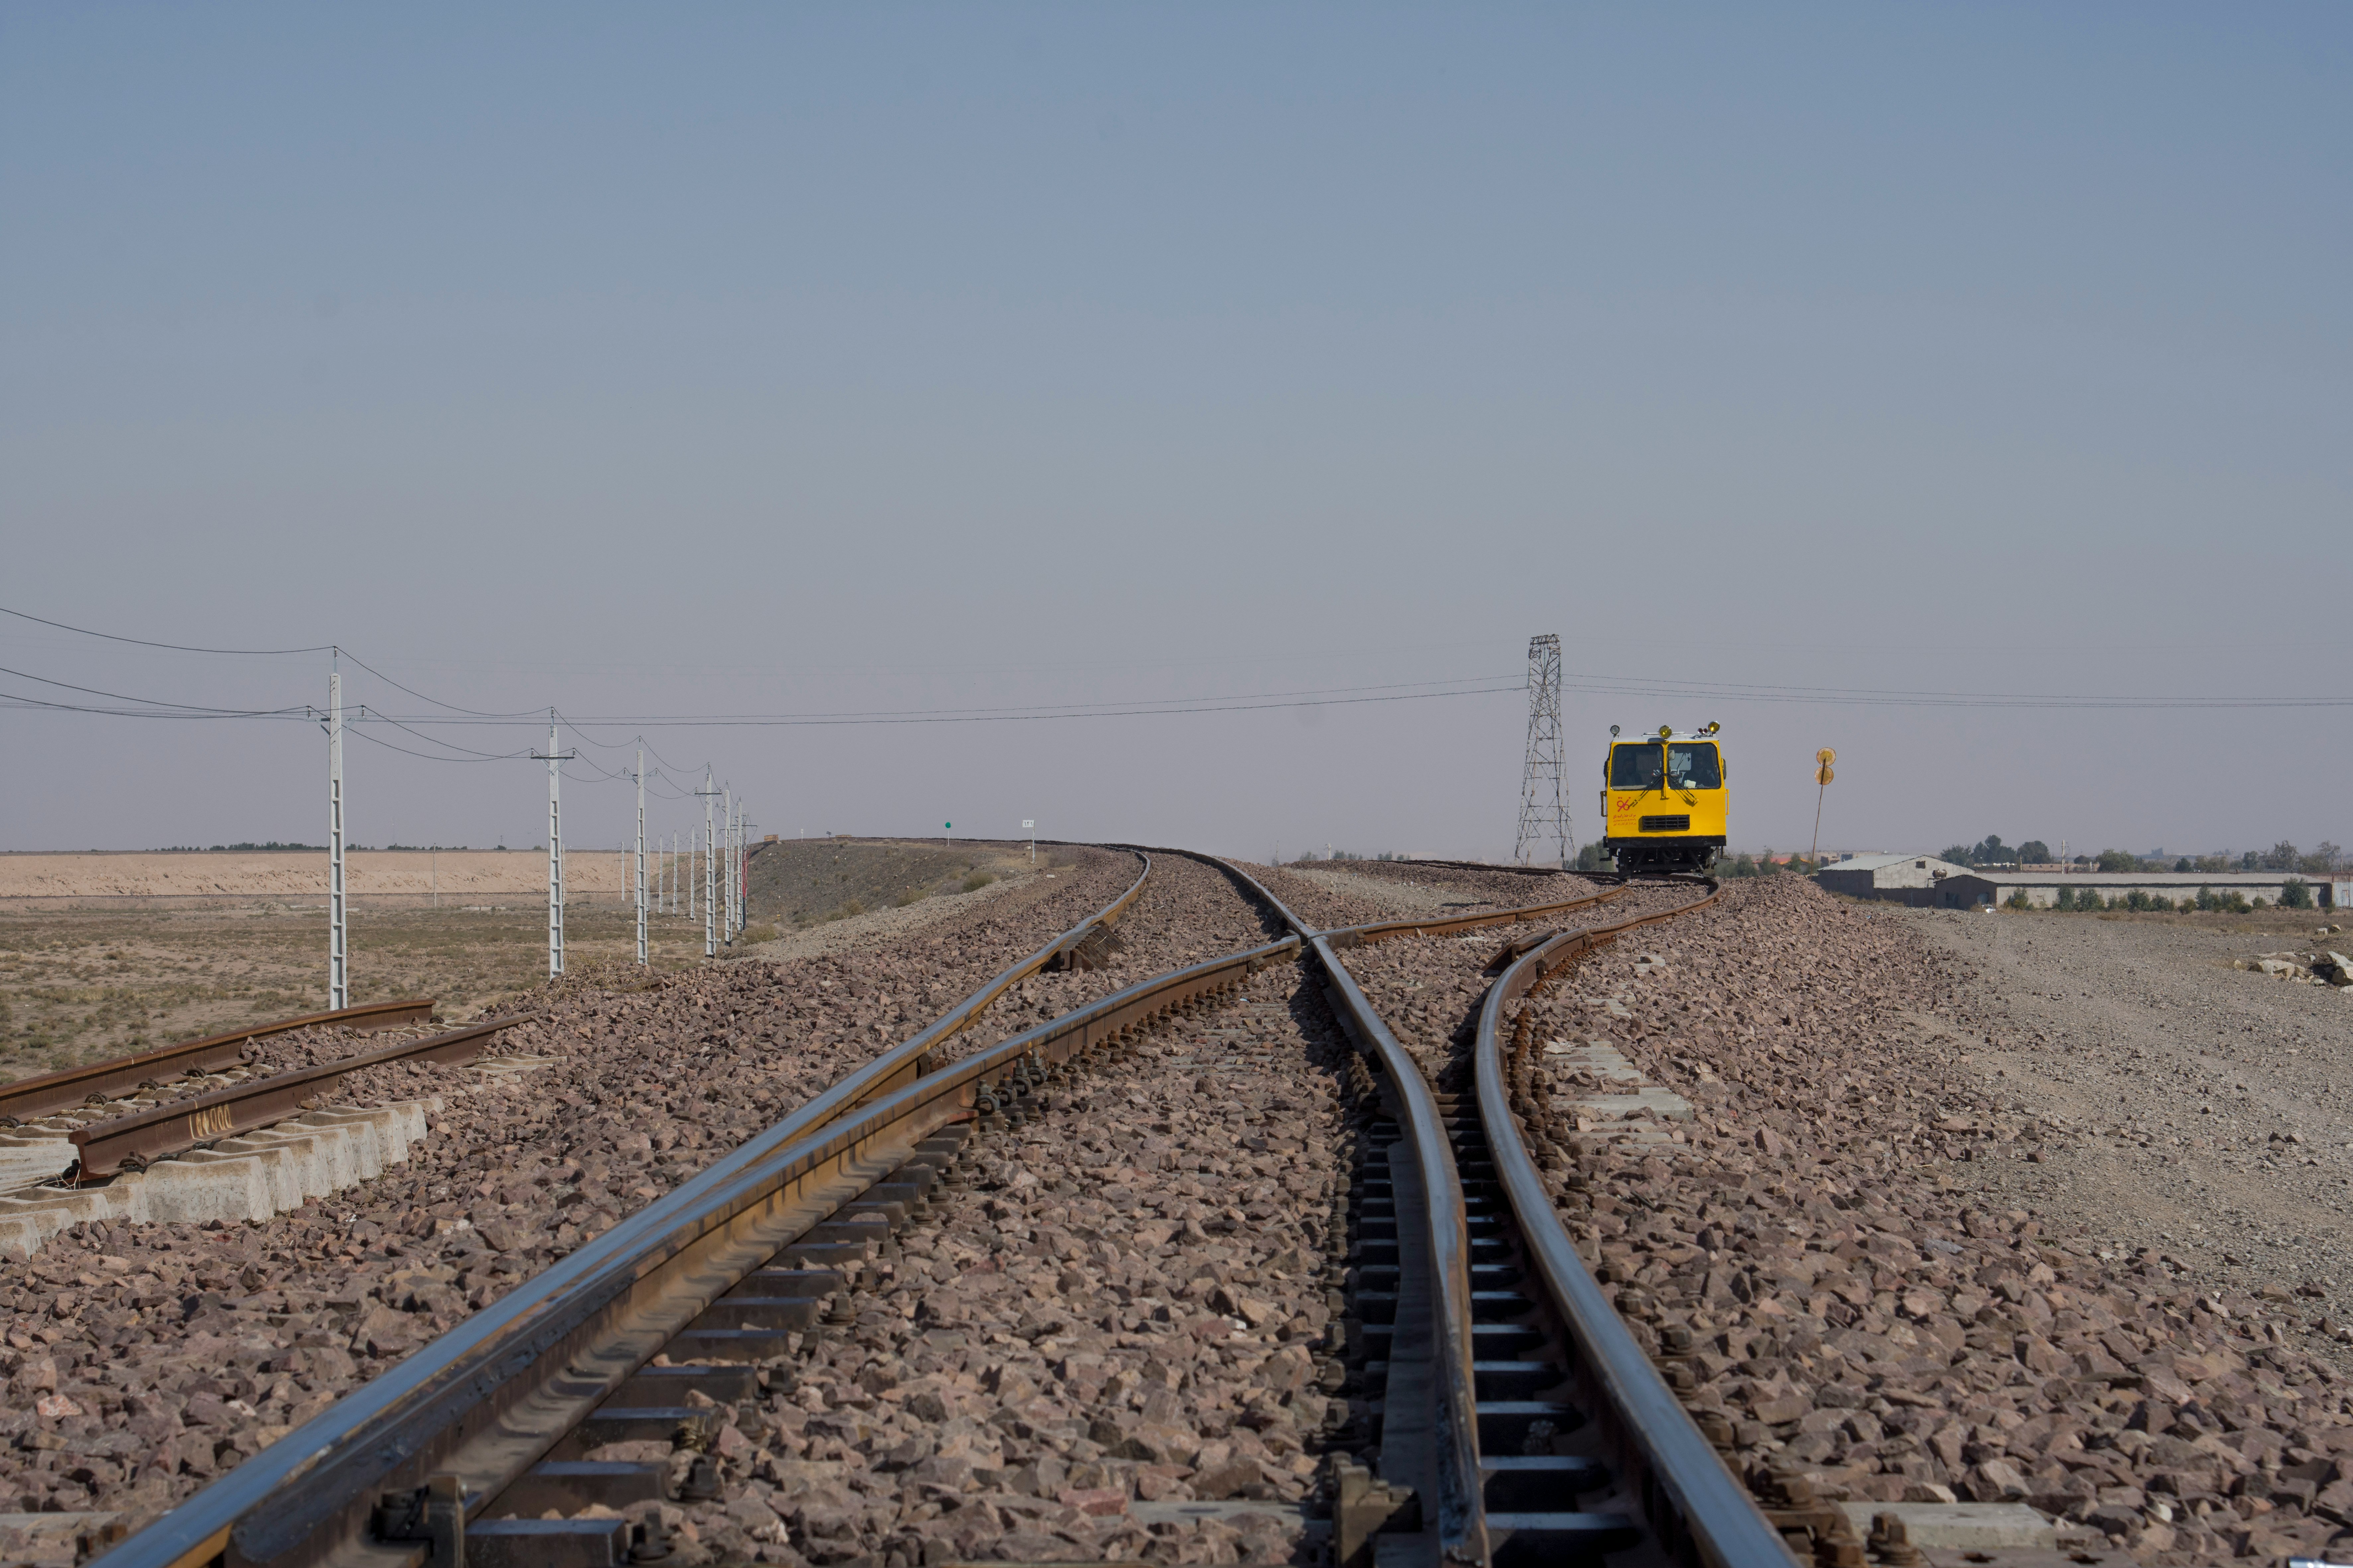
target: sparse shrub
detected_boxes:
[961,872,994,893]
[2053,887,2075,911]
[739,923,779,943]
[894,887,926,908]
[1730,854,1758,878]
[2005,890,2033,910]
[2123,890,2170,912]
[2282,878,2315,909]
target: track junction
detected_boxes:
[3,846,2348,1568]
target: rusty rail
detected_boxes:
[66,851,1157,1182]
[86,849,1160,1568]
[0,998,435,1126]
[93,941,1281,1567]
[69,1013,534,1179]
[1321,883,1631,946]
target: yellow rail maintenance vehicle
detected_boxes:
[1601,722,1727,873]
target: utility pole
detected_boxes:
[1514,633,1571,867]
[533,718,577,978]
[697,773,720,959]
[634,747,647,966]
[720,788,734,946]
[326,665,347,1010]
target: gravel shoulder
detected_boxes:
[1495,878,2353,1565]
[1899,906,2353,1340]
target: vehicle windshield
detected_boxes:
[1610,745,1663,788]
[1668,743,1721,789]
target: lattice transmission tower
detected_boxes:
[1514,633,1572,866]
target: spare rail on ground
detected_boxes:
[0,999,436,1126]
[89,851,1160,1568]
[69,851,1158,1183]
[69,1012,536,1180]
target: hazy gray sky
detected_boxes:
[5,5,2347,863]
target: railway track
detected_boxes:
[71,850,1788,1568]
[0,1001,439,1128]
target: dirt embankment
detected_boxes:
[747,839,1063,929]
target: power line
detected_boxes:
[342,726,531,765]
[358,706,536,760]
[1555,671,2353,711]
[334,648,548,719]
[346,680,1533,727]
[0,665,308,717]
[0,603,332,657]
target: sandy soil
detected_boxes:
[0,851,630,905]
[0,905,711,1083]
[1903,905,2353,1322]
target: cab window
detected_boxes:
[1668,744,1721,789]
[1609,745,1662,788]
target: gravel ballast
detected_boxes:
[0,847,1286,1537]
[615,963,1353,1566]
[1494,878,2353,1565]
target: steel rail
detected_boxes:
[90,849,1159,1568]
[1198,856,1490,1566]
[1312,928,1489,1566]
[0,998,436,1125]
[1472,880,1792,1568]
[67,852,1153,1182]
[1320,884,1630,948]
[69,1014,535,1179]
[102,937,1294,1568]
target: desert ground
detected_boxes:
[0,849,630,908]
[0,840,1051,1085]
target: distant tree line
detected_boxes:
[1936,837,2341,875]
[155,841,487,853]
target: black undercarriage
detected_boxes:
[1604,839,1721,874]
